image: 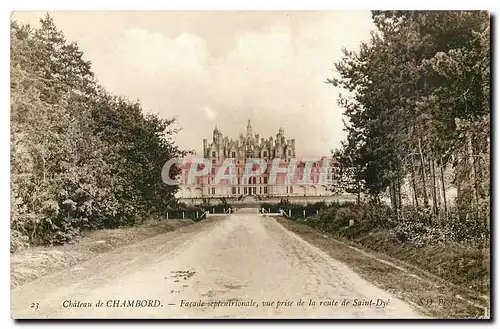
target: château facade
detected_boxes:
[204,119,296,162]
[176,120,337,200]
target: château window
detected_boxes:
[232,152,236,158]
[290,186,293,194]
[264,177,268,184]
[263,151,267,157]
[232,187,236,195]
[212,151,216,157]
[264,187,268,194]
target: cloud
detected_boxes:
[110,27,210,93]
[203,106,217,121]
[25,12,374,157]
[227,25,293,70]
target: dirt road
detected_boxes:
[11,209,425,319]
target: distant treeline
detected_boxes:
[261,201,326,218]
[169,200,232,221]
[11,15,186,251]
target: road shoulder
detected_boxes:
[276,217,489,319]
[11,218,197,288]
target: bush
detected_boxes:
[394,208,434,245]
[10,17,186,250]
[260,201,331,219]
[302,202,490,293]
[11,230,29,253]
[445,211,489,244]
[166,202,233,221]
[307,202,395,237]
[392,207,489,247]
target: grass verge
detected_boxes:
[277,217,489,319]
[11,218,194,288]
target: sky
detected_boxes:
[11,11,375,157]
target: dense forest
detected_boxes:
[10,15,186,251]
[329,11,490,243]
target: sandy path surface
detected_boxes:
[11,209,425,319]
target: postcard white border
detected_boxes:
[2,1,497,328]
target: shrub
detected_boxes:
[308,202,395,236]
[11,230,29,253]
[445,211,489,244]
[300,202,490,293]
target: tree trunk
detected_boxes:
[456,147,464,210]
[356,180,361,204]
[431,158,440,223]
[389,179,399,220]
[440,157,448,221]
[397,164,403,216]
[467,132,480,215]
[389,181,395,209]
[409,155,419,208]
[418,136,429,207]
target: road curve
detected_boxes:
[11,209,425,319]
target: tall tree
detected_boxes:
[328,11,490,228]
[11,15,186,249]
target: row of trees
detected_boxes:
[330,11,490,230]
[11,15,186,250]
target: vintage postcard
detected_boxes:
[10,10,490,319]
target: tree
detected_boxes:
[11,14,186,249]
[328,11,490,230]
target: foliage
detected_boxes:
[295,200,489,292]
[167,202,232,221]
[307,202,395,236]
[328,11,490,234]
[218,197,229,207]
[261,201,328,218]
[11,15,186,250]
